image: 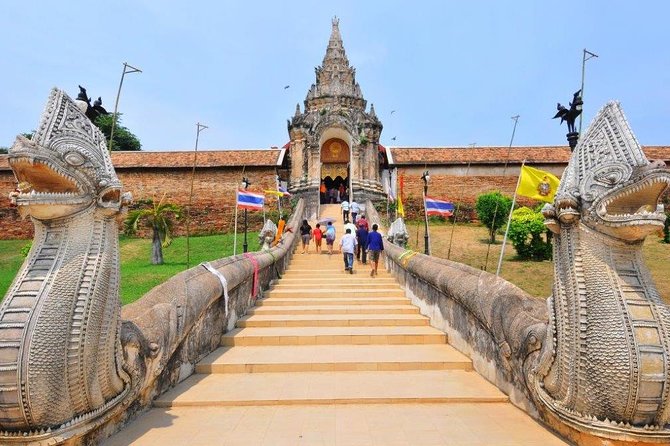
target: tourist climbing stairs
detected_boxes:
[105,204,567,445]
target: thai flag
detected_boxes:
[425,196,455,217]
[237,190,264,211]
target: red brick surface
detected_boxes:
[1,145,669,239]
[389,146,670,165]
[0,166,282,240]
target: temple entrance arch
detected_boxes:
[320,135,351,204]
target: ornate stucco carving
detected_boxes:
[287,18,384,202]
[533,101,670,440]
[0,89,132,440]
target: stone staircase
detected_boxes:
[105,204,567,445]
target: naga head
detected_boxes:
[550,101,670,241]
[8,88,129,220]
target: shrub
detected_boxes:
[663,210,670,243]
[475,191,512,243]
[508,207,552,260]
[20,242,32,257]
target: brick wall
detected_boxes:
[3,159,667,240]
[0,166,282,240]
[395,167,540,219]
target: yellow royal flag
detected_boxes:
[516,165,560,203]
[396,195,405,217]
[264,190,284,197]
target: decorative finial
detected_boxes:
[369,103,376,118]
[332,16,339,27]
[294,103,301,117]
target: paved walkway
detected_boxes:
[105,204,567,445]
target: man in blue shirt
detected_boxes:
[367,224,384,277]
[356,224,369,264]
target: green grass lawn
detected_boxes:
[2,222,668,306]
[0,240,30,301]
[405,221,670,303]
[0,233,259,305]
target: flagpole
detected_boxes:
[234,167,246,256]
[394,168,398,220]
[276,174,282,218]
[579,48,598,134]
[233,190,239,256]
[496,159,526,276]
[186,122,207,270]
[484,115,519,271]
[447,156,472,260]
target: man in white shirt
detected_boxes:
[341,200,350,222]
[344,220,357,238]
[350,200,360,223]
[339,228,358,274]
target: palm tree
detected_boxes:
[124,195,182,265]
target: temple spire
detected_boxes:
[305,17,365,110]
[323,16,348,66]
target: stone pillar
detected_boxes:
[309,146,321,189]
[290,138,305,190]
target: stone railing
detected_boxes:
[89,199,305,444]
[365,200,548,417]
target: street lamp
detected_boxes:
[421,170,430,255]
[109,62,142,152]
[242,177,251,253]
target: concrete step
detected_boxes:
[247,304,420,315]
[277,277,397,285]
[283,269,392,276]
[273,282,400,290]
[153,370,508,408]
[195,344,472,374]
[265,289,405,299]
[238,313,428,327]
[256,297,411,306]
[221,326,447,346]
[103,403,570,446]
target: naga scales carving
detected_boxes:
[0,89,131,441]
[534,101,670,439]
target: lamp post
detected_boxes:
[109,62,142,152]
[421,170,430,256]
[242,177,251,253]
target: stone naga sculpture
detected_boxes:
[0,89,132,439]
[534,101,670,439]
[387,217,409,247]
[259,219,277,250]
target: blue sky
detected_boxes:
[1,1,668,151]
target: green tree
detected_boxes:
[508,207,552,260]
[663,210,670,244]
[0,147,7,154]
[475,191,512,243]
[124,195,182,264]
[95,113,141,151]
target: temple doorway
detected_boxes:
[321,174,349,204]
[320,138,350,204]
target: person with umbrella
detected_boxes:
[325,221,336,256]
